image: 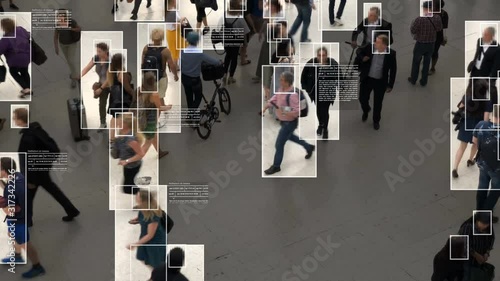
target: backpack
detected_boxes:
[142,47,165,79]
[477,127,500,171]
[286,88,308,117]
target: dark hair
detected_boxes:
[269,0,282,13]
[376,34,389,46]
[13,107,28,124]
[317,47,328,56]
[110,53,123,71]
[1,18,15,34]
[474,211,491,225]
[168,247,185,272]
[96,42,109,53]
[449,237,466,259]
[466,79,488,100]
[0,157,17,173]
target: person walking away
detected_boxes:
[429,0,449,75]
[54,9,81,89]
[131,0,152,20]
[288,0,315,43]
[408,1,442,87]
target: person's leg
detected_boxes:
[420,43,433,86]
[358,80,373,116]
[192,77,204,109]
[328,0,336,25]
[336,0,346,19]
[123,165,141,194]
[21,241,46,278]
[372,82,386,124]
[300,5,312,42]
[223,48,232,75]
[182,74,195,122]
[430,42,440,73]
[228,47,239,77]
[19,67,31,90]
[9,67,30,90]
[288,4,304,37]
[318,101,330,129]
[142,138,153,154]
[66,43,79,81]
[410,43,424,83]
[272,122,295,168]
[132,0,143,14]
[453,141,468,171]
[26,183,39,226]
[485,171,500,211]
[288,122,312,150]
[476,168,490,210]
[38,173,80,218]
[469,142,478,162]
[196,6,205,28]
[99,88,110,127]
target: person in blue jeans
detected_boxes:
[473,105,500,224]
[261,71,315,175]
[288,0,316,43]
[329,0,346,27]
[1,157,45,278]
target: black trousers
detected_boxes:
[123,164,141,194]
[9,67,30,89]
[100,88,110,124]
[132,0,151,15]
[196,5,206,22]
[181,73,203,110]
[27,172,79,225]
[359,77,386,123]
[224,47,239,77]
[309,91,332,128]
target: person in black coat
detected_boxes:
[429,0,449,75]
[431,237,466,281]
[356,34,397,130]
[301,47,339,139]
[351,5,393,48]
[467,26,500,79]
[150,247,189,281]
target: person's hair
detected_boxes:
[1,18,15,34]
[433,0,445,11]
[137,189,163,222]
[96,42,109,53]
[369,6,380,17]
[106,53,124,85]
[449,237,466,259]
[56,9,70,21]
[485,26,496,38]
[166,0,177,9]
[280,71,294,86]
[0,157,16,173]
[316,47,328,56]
[169,247,185,268]
[376,34,389,46]
[474,211,491,225]
[422,0,432,9]
[466,79,488,99]
[151,28,165,42]
[229,0,243,11]
[269,0,282,13]
[117,113,145,144]
[141,71,157,92]
[13,107,28,124]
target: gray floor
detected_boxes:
[0,0,499,280]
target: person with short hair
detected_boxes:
[329,0,346,27]
[165,0,187,71]
[351,6,393,47]
[54,9,81,89]
[0,157,46,278]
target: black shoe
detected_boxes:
[452,169,458,178]
[62,210,80,222]
[203,26,210,35]
[316,126,323,136]
[373,123,380,130]
[467,160,476,167]
[407,77,416,85]
[322,129,329,139]
[130,14,138,20]
[264,166,281,175]
[9,4,19,10]
[419,80,427,87]
[146,1,151,8]
[305,145,315,159]
[362,112,369,122]
[493,216,499,224]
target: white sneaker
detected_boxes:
[335,18,343,26]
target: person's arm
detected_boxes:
[202,53,221,65]
[53,30,59,55]
[351,20,364,44]
[435,16,443,32]
[410,18,419,35]
[285,93,300,118]
[489,48,500,78]
[119,140,145,165]
[262,94,278,113]
[71,20,81,32]
[388,51,397,89]
[162,48,178,81]
[128,220,160,248]
[151,93,172,111]
[80,58,96,78]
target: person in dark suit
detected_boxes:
[431,236,466,281]
[301,47,339,139]
[467,26,500,79]
[351,6,393,48]
[356,34,397,130]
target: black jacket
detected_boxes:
[431,239,464,281]
[356,44,397,89]
[470,38,500,78]
[301,57,339,94]
[352,18,394,47]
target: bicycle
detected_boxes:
[196,64,232,139]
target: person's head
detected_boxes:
[474,212,491,233]
[422,1,432,14]
[279,71,294,89]
[186,32,200,46]
[167,0,177,9]
[96,42,109,59]
[482,26,496,43]
[229,0,243,12]
[56,9,70,25]
[141,71,157,92]
[374,34,389,52]
[150,28,165,45]
[136,188,163,221]
[433,0,445,11]
[168,247,185,273]
[269,0,282,16]
[110,53,124,72]
[273,21,287,38]
[116,113,145,145]
[0,18,15,34]
[12,107,28,127]
[467,78,489,100]
[449,236,466,259]
[0,157,16,178]
[316,47,328,65]
[367,6,380,23]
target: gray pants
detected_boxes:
[60,42,79,79]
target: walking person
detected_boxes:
[288,0,315,43]
[329,0,346,27]
[452,79,490,178]
[112,114,145,194]
[131,0,152,20]
[0,18,32,98]
[356,34,397,130]
[473,105,500,223]
[351,5,393,47]
[166,0,186,71]
[429,0,449,75]
[301,47,339,139]
[467,26,500,79]
[261,71,315,175]
[0,157,46,278]
[13,108,80,226]
[81,42,111,130]
[54,9,81,89]
[0,0,19,12]
[408,1,442,87]
[127,189,166,270]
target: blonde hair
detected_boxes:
[151,28,165,42]
[137,189,163,222]
[118,113,145,144]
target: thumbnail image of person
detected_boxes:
[351,6,393,48]
[0,157,46,278]
[131,0,153,20]
[467,26,500,79]
[81,42,111,130]
[431,237,466,281]
[271,21,294,64]
[0,18,32,98]
[429,0,449,75]
[180,32,221,125]
[458,213,495,281]
[473,105,500,224]
[261,71,315,175]
[288,0,315,43]
[141,28,179,106]
[408,0,442,87]
[356,34,397,131]
[127,189,166,270]
[94,53,134,141]
[54,9,82,89]
[452,79,490,179]
[150,247,189,281]
[13,107,80,225]
[112,114,145,195]
[138,72,171,159]
[0,0,19,12]
[219,0,251,86]
[166,0,187,71]
[328,0,346,27]
[301,47,338,139]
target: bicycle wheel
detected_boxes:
[197,109,212,140]
[218,87,231,115]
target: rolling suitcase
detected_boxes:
[67,98,90,142]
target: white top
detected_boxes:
[475,42,491,70]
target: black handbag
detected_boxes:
[470,263,495,281]
[32,39,48,66]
